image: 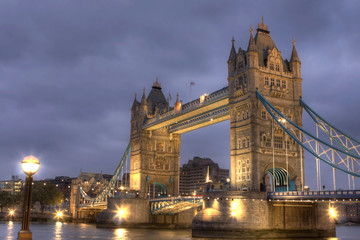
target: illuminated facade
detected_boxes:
[130,19,303,195]
[130,80,181,197]
[227,19,303,191]
[0,175,23,195]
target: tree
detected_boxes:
[0,191,23,212]
[32,183,63,213]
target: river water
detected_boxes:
[1,221,360,240]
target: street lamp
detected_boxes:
[226,178,231,191]
[18,155,40,240]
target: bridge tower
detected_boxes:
[130,80,181,198]
[227,19,303,191]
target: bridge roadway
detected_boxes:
[143,87,229,134]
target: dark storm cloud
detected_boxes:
[1,0,360,190]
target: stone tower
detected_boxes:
[227,19,303,191]
[130,80,181,198]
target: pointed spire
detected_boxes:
[141,88,147,105]
[153,77,161,89]
[290,38,300,62]
[257,16,269,33]
[228,36,237,62]
[131,92,140,110]
[247,27,257,52]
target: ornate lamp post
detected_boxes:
[18,156,40,240]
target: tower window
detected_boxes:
[285,140,290,150]
[270,63,274,70]
[261,111,267,119]
[264,77,269,85]
[270,78,274,86]
[274,136,283,149]
[276,79,280,87]
[282,80,286,88]
[276,64,280,71]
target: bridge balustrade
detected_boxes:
[268,190,360,201]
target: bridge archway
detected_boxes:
[262,165,296,192]
[147,182,168,198]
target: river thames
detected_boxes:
[1,221,360,240]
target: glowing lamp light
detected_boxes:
[9,210,15,217]
[329,207,337,218]
[200,94,208,104]
[21,156,40,176]
[56,211,63,218]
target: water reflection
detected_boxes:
[54,221,63,240]
[114,228,128,239]
[7,221,13,240]
[1,222,359,240]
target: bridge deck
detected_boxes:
[143,87,229,134]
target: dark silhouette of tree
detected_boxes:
[0,191,23,212]
[32,183,63,213]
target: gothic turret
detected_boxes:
[290,38,301,78]
[227,37,237,77]
[246,27,258,69]
[131,93,140,119]
[131,93,140,110]
[140,88,148,116]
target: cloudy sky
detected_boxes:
[1,1,360,190]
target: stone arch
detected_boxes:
[261,162,297,192]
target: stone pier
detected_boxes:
[192,192,336,239]
[96,197,200,228]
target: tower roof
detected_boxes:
[252,17,290,71]
[147,79,168,114]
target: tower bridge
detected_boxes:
[75,18,360,238]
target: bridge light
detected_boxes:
[55,211,63,222]
[114,206,128,221]
[8,210,15,217]
[329,207,337,219]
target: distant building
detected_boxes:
[180,157,229,195]
[335,203,360,224]
[0,175,23,195]
[34,176,74,206]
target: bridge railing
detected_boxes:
[268,190,360,200]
